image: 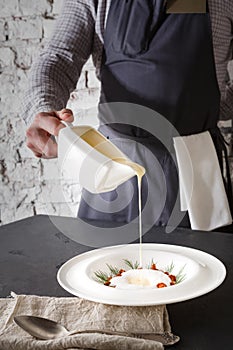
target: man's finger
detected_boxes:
[26,141,43,158]
[56,108,74,122]
[34,114,65,136]
[26,128,58,158]
[26,110,73,158]
[40,135,58,158]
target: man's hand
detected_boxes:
[26,109,74,158]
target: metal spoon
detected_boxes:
[14,315,179,345]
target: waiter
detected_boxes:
[23,0,233,230]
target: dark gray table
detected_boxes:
[1,215,233,349]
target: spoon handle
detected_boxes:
[68,329,179,346]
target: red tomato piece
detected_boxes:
[169,274,176,282]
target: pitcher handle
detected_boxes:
[54,120,73,143]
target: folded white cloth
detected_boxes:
[0,292,179,350]
[173,131,232,231]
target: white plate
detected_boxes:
[57,244,226,306]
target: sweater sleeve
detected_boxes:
[21,0,96,125]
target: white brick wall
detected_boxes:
[1,0,18,17]
[0,1,232,225]
[0,0,100,225]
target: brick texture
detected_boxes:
[0,1,232,225]
[0,0,100,225]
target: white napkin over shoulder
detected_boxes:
[173,130,232,231]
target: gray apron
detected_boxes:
[78,0,232,228]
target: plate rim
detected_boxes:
[57,243,226,306]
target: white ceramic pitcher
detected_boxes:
[58,124,142,194]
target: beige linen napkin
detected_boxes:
[0,293,179,350]
[173,131,232,231]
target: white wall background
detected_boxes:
[0,0,101,225]
[0,0,232,225]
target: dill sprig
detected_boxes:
[165,262,186,283]
[146,258,157,269]
[106,264,120,276]
[94,260,186,285]
[165,261,175,274]
[94,270,109,284]
[94,264,120,284]
[176,264,186,284]
[123,259,140,270]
